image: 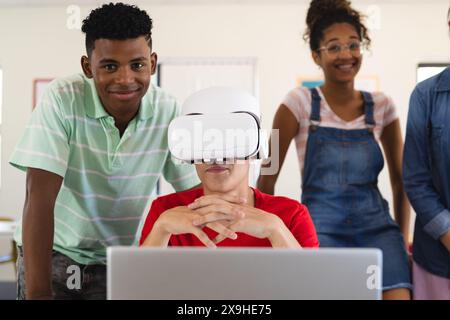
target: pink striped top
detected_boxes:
[282,87,398,173]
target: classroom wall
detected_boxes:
[0,0,449,236]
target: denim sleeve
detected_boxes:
[403,87,450,240]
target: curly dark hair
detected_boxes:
[81,2,153,56]
[304,0,371,52]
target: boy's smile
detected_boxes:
[81,36,157,124]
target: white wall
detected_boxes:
[0,0,449,232]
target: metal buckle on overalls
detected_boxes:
[309,120,320,132]
[366,123,375,133]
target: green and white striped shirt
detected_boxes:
[9,73,200,265]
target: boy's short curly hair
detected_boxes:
[81,2,153,56]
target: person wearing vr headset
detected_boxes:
[402,7,450,300]
[258,0,411,299]
[9,3,200,299]
[140,87,319,249]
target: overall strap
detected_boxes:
[361,91,376,131]
[309,87,322,130]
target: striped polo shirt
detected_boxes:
[9,73,200,265]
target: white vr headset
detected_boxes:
[168,87,268,164]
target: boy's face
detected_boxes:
[196,161,250,193]
[81,36,157,118]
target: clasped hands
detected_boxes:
[153,194,282,248]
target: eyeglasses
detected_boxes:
[317,41,364,57]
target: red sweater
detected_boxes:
[140,188,319,248]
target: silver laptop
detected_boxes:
[107,247,382,300]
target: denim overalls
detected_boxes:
[301,88,412,290]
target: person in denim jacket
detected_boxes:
[402,7,450,300]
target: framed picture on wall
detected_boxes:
[32,78,53,109]
[298,78,324,89]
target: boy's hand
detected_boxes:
[187,194,247,210]
[187,194,300,248]
[189,195,282,244]
[187,194,246,225]
[155,206,238,248]
[187,194,248,244]
[195,206,281,244]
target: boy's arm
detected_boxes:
[140,219,172,247]
[266,217,302,248]
[22,168,62,299]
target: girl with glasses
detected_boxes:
[258,0,412,299]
